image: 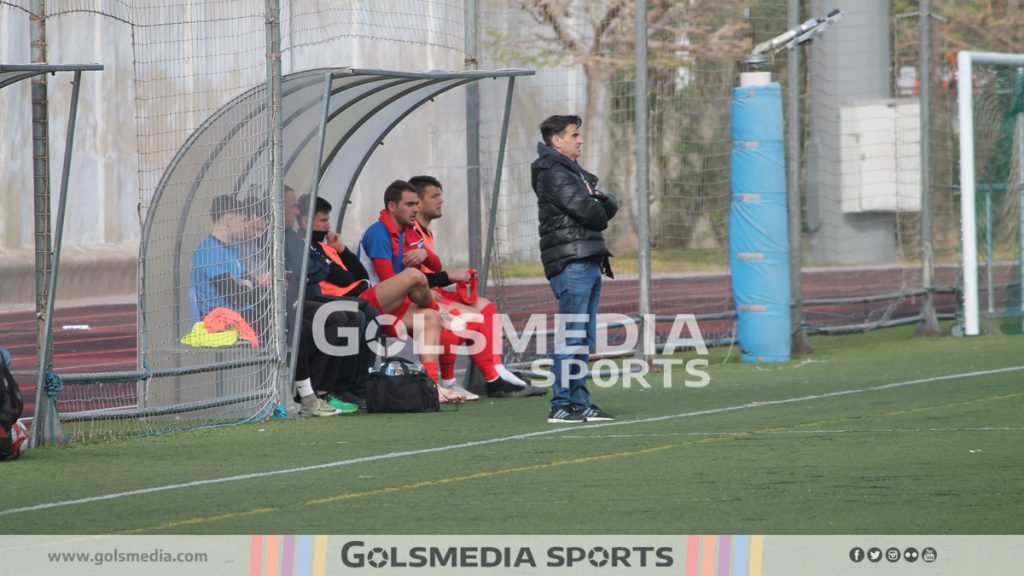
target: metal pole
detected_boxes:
[956,52,1024,336]
[465,0,482,270]
[1018,68,1024,333]
[958,52,979,336]
[985,187,994,315]
[31,71,83,446]
[287,73,334,388]
[463,0,484,392]
[480,77,516,296]
[918,0,940,335]
[787,0,812,353]
[29,0,53,447]
[635,0,653,363]
[265,0,290,413]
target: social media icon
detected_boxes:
[849,547,865,563]
[904,547,919,562]
[868,547,883,562]
[886,547,901,562]
[922,547,937,563]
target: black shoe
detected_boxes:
[339,391,367,410]
[515,383,548,397]
[486,377,549,398]
[547,405,586,423]
[580,403,614,421]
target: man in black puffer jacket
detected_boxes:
[531,114,618,424]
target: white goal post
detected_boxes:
[957,51,1024,336]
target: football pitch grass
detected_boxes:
[3,325,1022,535]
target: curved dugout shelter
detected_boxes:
[140,68,533,423]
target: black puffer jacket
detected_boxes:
[531,143,618,279]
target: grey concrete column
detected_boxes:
[806,0,897,265]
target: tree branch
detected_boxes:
[522,0,580,53]
[592,0,630,53]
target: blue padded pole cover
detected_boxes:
[730,82,791,362]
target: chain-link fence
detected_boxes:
[3,0,1023,442]
[480,0,1022,366]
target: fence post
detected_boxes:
[265,0,291,413]
[636,0,653,363]
[465,0,482,272]
[788,0,812,353]
[29,0,63,447]
[918,0,940,336]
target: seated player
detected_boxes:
[408,175,547,399]
[358,179,544,400]
[190,195,270,337]
[298,194,465,404]
[242,193,358,416]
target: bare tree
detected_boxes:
[506,0,753,250]
[513,0,633,172]
[896,0,1024,250]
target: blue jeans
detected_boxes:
[549,260,602,408]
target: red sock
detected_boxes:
[423,361,439,384]
[464,320,499,381]
[478,302,504,366]
[440,356,456,380]
[439,329,461,380]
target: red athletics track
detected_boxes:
[0,265,967,418]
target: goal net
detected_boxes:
[957,52,1024,336]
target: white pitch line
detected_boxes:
[3,364,1023,518]
[537,426,1024,440]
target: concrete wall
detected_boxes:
[1,5,34,252]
